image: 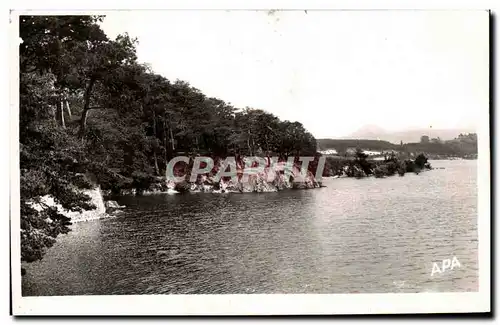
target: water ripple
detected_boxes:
[22,160,478,295]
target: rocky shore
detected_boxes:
[99,156,324,196]
[103,162,322,196]
[30,153,433,224]
[29,187,126,224]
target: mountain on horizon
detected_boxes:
[348,124,388,140]
[343,125,476,144]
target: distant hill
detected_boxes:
[345,125,476,144]
[317,133,477,157]
[317,139,399,152]
[348,124,388,140]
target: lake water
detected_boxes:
[22,160,478,295]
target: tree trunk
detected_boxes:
[152,111,160,176]
[163,113,170,168]
[59,100,65,128]
[169,127,175,151]
[163,132,168,174]
[79,78,96,137]
[80,108,90,136]
[52,105,57,122]
[153,151,160,176]
[164,135,168,174]
[247,131,253,156]
[65,100,72,120]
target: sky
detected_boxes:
[100,10,488,138]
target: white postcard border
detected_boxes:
[9,5,492,315]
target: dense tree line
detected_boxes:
[317,139,399,153]
[19,15,317,265]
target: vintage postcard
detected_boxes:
[10,7,490,315]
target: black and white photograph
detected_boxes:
[10,7,490,315]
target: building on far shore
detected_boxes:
[318,149,338,156]
[344,148,382,156]
[362,150,382,156]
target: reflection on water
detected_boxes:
[22,160,478,295]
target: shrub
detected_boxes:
[131,171,156,194]
[174,180,191,193]
[405,160,416,173]
[373,165,388,178]
[415,154,428,169]
[385,161,398,176]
